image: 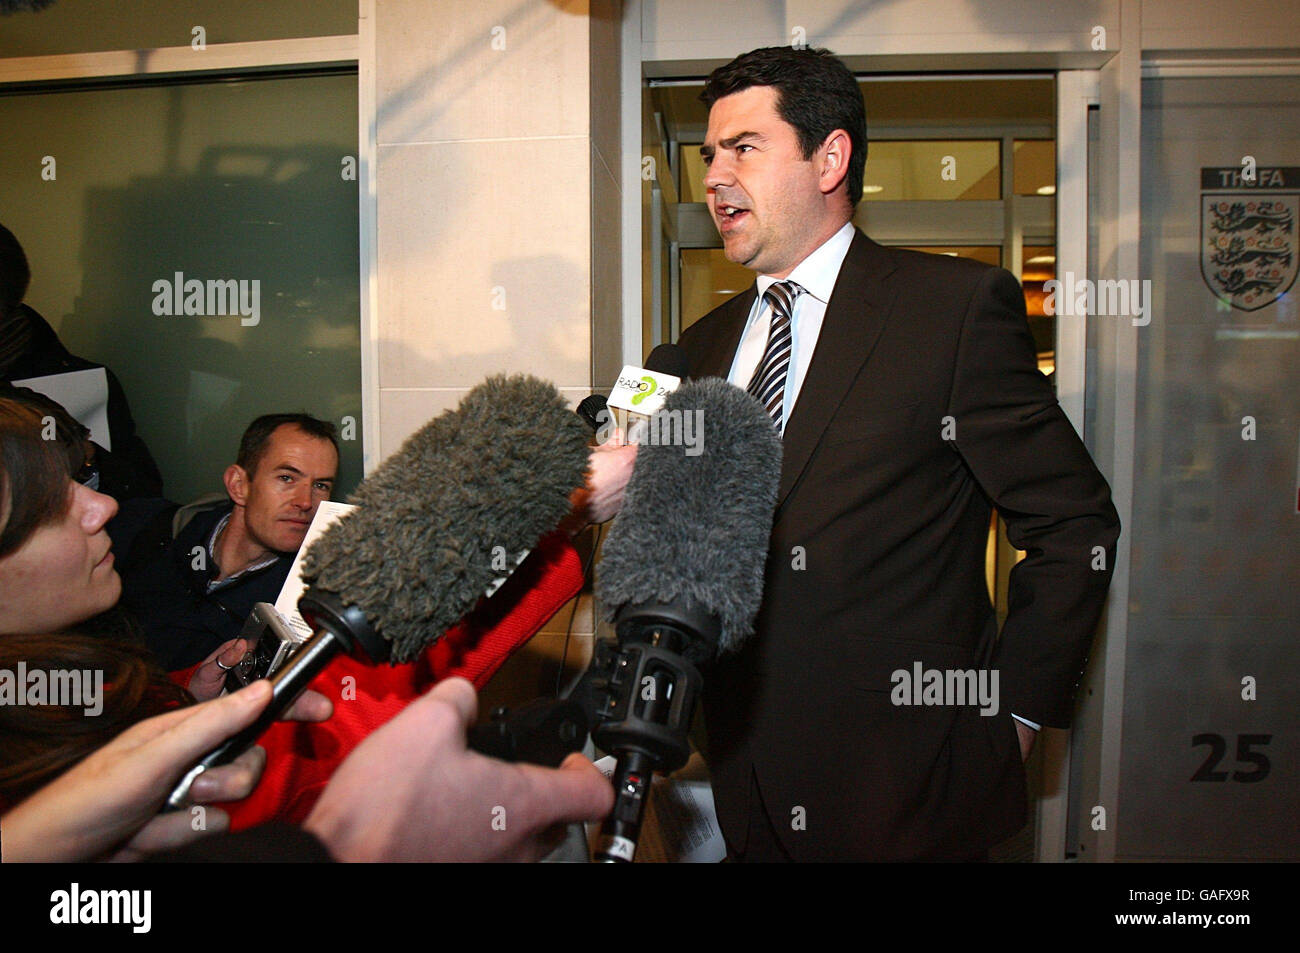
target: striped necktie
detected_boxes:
[746,280,803,432]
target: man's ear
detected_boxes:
[224,464,249,506]
[818,129,852,197]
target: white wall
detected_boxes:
[641,0,1121,73]
[1141,0,1300,52]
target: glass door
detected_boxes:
[1116,71,1300,860]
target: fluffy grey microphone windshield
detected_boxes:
[301,375,590,663]
[596,377,782,657]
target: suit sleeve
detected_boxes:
[946,266,1120,728]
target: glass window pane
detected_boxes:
[1013,139,1056,196]
[685,139,1004,205]
[1021,245,1056,366]
[900,245,1001,266]
[1126,74,1300,859]
[0,0,356,57]
[680,147,708,205]
[0,72,362,501]
[680,249,755,331]
[861,140,1000,202]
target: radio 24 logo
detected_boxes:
[615,374,670,406]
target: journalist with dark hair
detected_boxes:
[118,413,339,669]
[672,47,1121,860]
[0,222,164,502]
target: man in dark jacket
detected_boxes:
[675,47,1119,860]
[119,414,339,670]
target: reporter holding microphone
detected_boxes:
[0,389,616,861]
[301,676,612,863]
[1,675,611,863]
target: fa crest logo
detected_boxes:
[1200,166,1298,312]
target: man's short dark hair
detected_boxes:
[237,414,338,476]
[702,46,867,208]
[0,224,32,323]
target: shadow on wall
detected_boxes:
[57,143,364,502]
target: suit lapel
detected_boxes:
[691,285,756,380]
[776,231,898,511]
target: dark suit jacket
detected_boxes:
[118,501,294,671]
[677,229,1120,860]
[2,304,164,500]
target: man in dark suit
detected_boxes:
[677,46,1120,861]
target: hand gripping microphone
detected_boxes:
[165,375,591,809]
[586,377,781,862]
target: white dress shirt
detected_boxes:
[726,221,855,434]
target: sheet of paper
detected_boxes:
[274,500,357,638]
[590,754,726,863]
[11,367,112,450]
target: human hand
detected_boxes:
[1,681,281,862]
[1015,720,1037,761]
[188,639,333,724]
[105,744,267,862]
[303,677,613,862]
[563,432,637,532]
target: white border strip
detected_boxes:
[1091,0,1144,864]
[621,0,645,366]
[357,4,380,474]
[1142,56,1300,79]
[1038,68,1099,865]
[1054,70,1099,435]
[647,72,1056,87]
[0,34,359,84]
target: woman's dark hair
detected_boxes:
[0,397,85,558]
[0,622,193,807]
[0,396,192,808]
[701,46,868,207]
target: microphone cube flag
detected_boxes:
[300,375,592,663]
[596,378,782,658]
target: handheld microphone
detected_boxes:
[590,344,690,438]
[576,395,608,432]
[165,375,591,809]
[588,377,781,861]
